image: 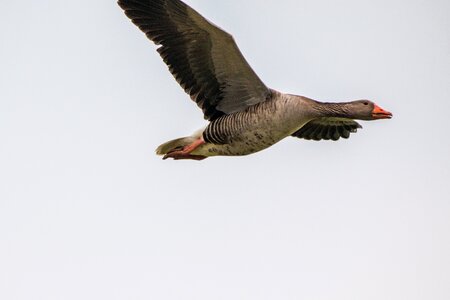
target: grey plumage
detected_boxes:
[202,97,278,145]
[118,0,392,160]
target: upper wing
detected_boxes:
[292,118,362,141]
[118,0,272,121]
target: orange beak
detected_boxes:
[372,104,393,119]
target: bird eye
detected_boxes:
[363,102,368,105]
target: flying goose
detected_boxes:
[118,0,392,160]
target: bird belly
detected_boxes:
[192,121,306,157]
[193,130,280,157]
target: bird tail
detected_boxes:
[155,128,205,156]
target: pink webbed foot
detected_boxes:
[163,138,207,161]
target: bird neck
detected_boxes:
[309,100,354,119]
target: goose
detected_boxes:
[118,0,392,160]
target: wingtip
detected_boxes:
[117,0,127,10]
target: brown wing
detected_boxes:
[292,118,362,141]
[118,0,272,121]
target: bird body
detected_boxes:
[188,91,314,157]
[118,0,392,160]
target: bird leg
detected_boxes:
[163,138,206,160]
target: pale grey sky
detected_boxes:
[1,0,450,299]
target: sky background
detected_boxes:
[1,0,450,299]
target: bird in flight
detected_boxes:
[118,0,392,160]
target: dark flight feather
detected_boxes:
[292,117,362,141]
[118,0,271,121]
